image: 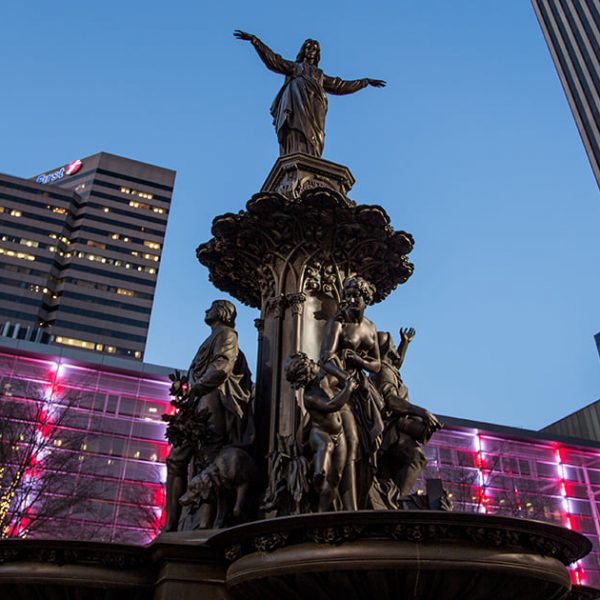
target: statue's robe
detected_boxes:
[250,37,370,156]
[188,324,254,446]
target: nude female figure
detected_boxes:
[320,276,384,510]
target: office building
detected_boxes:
[0,152,175,360]
[531,0,600,187]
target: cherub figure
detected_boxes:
[285,352,358,512]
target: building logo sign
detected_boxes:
[36,159,83,184]
[65,159,82,176]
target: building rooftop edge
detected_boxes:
[0,338,183,380]
[440,413,600,451]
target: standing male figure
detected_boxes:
[164,300,253,531]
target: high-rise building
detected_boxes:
[531,0,600,187]
[0,152,175,360]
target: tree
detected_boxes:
[0,380,102,539]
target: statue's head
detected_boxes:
[205,299,236,327]
[340,276,375,317]
[296,39,320,65]
[285,352,319,389]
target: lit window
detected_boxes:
[143,253,159,262]
[111,233,119,240]
[103,207,110,213]
[0,247,36,261]
[54,336,96,350]
[150,454,158,462]
[20,239,39,248]
[134,351,142,358]
[116,288,134,297]
[49,233,58,239]
[152,207,165,214]
[54,439,63,447]
[133,450,141,459]
[10,209,22,217]
[106,346,117,354]
[51,207,67,214]
[143,240,161,250]
[87,240,106,250]
[121,187,153,201]
[148,407,158,413]
[95,343,104,351]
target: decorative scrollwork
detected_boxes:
[253,532,289,553]
[196,187,414,308]
[305,525,364,545]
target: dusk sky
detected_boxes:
[1,2,598,430]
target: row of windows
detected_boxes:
[0,234,42,249]
[76,225,161,248]
[0,276,50,295]
[93,177,172,203]
[0,246,36,262]
[52,335,142,358]
[44,303,149,330]
[95,167,174,193]
[59,290,152,315]
[0,308,40,323]
[0,177,75,201]
[0,290,41,306]
[72,212,165,238]
[65,263,158,286]
[60,277,154,300]
[87,194,167,225]
[0,192,70,224]
[84,238,161,260]
[0,207,24,217]
[0,262,47,278]
[121,187,153,201]
[0,218,67,241]
[70,251,157,273]
[128,199,166,215]
[52,319,147,343]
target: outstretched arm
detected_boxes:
[234,30,294,76]
[323,75,386,96]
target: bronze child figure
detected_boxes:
[285,352,358,512]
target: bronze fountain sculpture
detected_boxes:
[0,31,595,600]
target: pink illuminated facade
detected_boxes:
[1,340,600,586]
[0,339,173,544]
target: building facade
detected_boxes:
[0,339,172,544]
[0,152,175,360]
[531,0,600,187]
[2,339,600,586]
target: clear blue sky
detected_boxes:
[1,2,598,430]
